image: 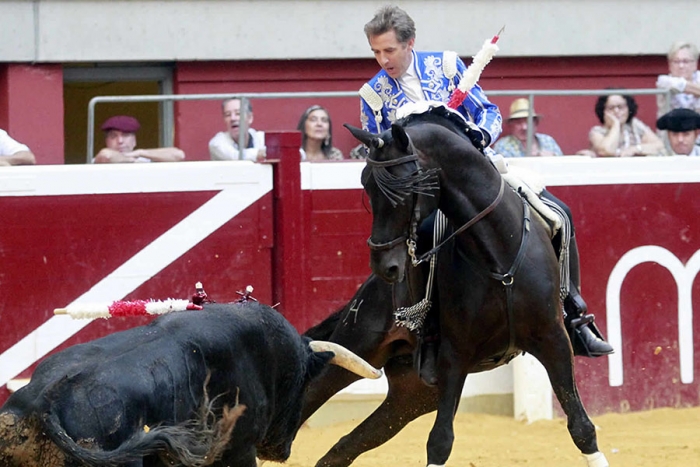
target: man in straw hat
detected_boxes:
[494,97,563,157]
[656,108,700,156]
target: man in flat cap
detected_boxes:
[94,115,185,163]
[656,108,700,156]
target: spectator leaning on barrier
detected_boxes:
[0,129,36,166]
[493,98,563,157]
[94,116,185,164]
[209,98,266,162]
[588,92,665,157]
[297,105,344,161]
[656,41,700,148]
[656,108,700,156]
[656,41,700,117]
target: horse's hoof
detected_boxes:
[583,451,609,467]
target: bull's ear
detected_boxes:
[391,124,410,153]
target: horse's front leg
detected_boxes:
[315,356,438,467]
[425,346,467,467]
[529,322,609,467]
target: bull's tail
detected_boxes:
[42,395,246,467]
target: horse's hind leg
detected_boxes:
[529,328,609,467]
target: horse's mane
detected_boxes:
[396,107,475,145]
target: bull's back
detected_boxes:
[2,302,310,454]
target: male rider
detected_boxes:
[360,5,613,385]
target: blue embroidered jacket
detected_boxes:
[360,50,502,144]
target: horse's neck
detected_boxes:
[435,155,523,270]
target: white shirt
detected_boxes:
[397,54,424,103]
[209,129,265,161]
[0,129,30,157]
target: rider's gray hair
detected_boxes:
[364,5,416,44]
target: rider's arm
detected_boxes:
[453,57,502,146]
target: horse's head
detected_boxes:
[345,123,439,284]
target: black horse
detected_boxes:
[337,109,609,467]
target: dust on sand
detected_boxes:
[273,407,699,466]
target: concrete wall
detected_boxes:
[1,0,698,62]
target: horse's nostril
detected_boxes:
[386,265,399,282]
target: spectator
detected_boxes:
[209,98,265,161]
[0,129,36,166]
[588,92,665,157]
[94,116,185,163]
[297,105,344,161]
[656,41,700,117]
[349,144,368,160]
[656,108,700,156]
[493,98,563,157]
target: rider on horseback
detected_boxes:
[359,5,613,384]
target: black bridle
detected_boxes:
[365,151,505,265]
[365,151,437,254]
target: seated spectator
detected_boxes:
[297,105,344,161]
[656,41,700,116]
[588,92,665,157]
[493,98,563,157]
[349,144,368,159]
[656,108,700,156]
[209,98,265,161]
[94,116,185,163]
[0,129,36,166]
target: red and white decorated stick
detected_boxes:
[54,299,191,320]
[446,26,505,110]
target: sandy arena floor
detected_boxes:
[272,407,700,466]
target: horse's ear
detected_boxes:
[344,124,384,149]
[391,124,410,153]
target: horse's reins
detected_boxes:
[366,143,530,366]
[409,177,505,266]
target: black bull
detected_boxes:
[0,302,380,467]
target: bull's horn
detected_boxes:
[309,341,382,380]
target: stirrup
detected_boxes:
[570,318,614,358]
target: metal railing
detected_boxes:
[87,88,671,163]
[87,91,358,164]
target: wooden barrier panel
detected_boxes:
[1,155,699,416]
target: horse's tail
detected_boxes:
[41,398,246,466]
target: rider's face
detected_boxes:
[369,30,415,79]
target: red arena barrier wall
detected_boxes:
[1,152,699,415]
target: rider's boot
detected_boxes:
[565,290,614,357]
[565,234,613,357]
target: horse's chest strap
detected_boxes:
[490,199,531,366]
